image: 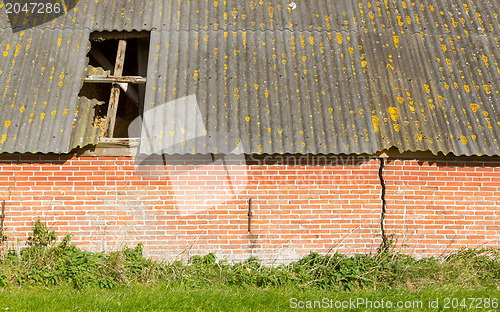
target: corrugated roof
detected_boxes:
[156,0,500,36]
[0,0,499,155]
[143,29,500,156]
[1,0,157,32]
[364,33,500,156]
[143,30,379,155]
[0,27,94,154]
[2,0,499,34]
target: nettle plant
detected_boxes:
[0,231,6,244]
[26,220,57,247]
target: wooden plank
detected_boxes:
[85,76,146,84]
[89,49,141,106]
[98,137,141,145]
[98,138,140,149]
[89,48,114,70]
[103,39,127,138]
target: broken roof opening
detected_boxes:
[79,31,150,139]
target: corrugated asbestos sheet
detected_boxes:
[143,30,380,155]
[3,0,498,35]
[0,0,157,32]
[143,29,500,156]
[1,0,500,155]
[0,27,91,153]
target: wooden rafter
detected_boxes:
[89,49,141,106]
[103,39,127,138]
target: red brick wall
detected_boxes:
[383,159,500,257]
[0,153,499,262]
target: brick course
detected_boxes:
[383,158,500,257]
[0,153,499,263]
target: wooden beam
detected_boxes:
[89,49,140,106]
[89,48,114,71]
[84,76,146,84]
[119,82,139,106]
[98,137,141,146]
[103,39,127,138]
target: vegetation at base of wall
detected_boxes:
[1,221,500,292]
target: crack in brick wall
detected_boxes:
[378,157,388,252]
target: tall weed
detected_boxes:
[1,221,499,291]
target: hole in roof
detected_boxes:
[79,31,151,139]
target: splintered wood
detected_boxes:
[103,39,127,138]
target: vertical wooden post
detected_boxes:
[103,39,127,138]
[90,48,139,107]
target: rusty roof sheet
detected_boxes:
[0,0,499,156]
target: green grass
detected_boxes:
[1,285,499,311]
[1,222,500,311]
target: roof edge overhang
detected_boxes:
[2,142,498,162]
